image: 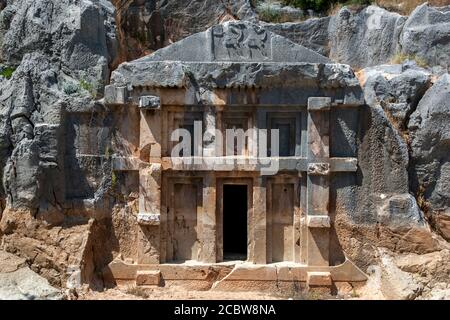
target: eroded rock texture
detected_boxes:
[401,4,450,73]
[328,5,406,69]
[0,0,118,289]
[409,74,450,240]
[110,0,257,62]
[0,0,118,88]
[0,250,63,300]
[360,62,432,130]
[265,4,450,71]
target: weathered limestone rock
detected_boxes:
[0,209,97,288]
[0,0,117,88]
[409,74,450,240]
[400,4,450,73]
[328,5,406,69]
[359,62,432,130]
[110,0,257,62]
[0,0,118,289]
[263,17,331,57]
[0,250,63,300]
[266,4,450,72]
[377,194,426,228]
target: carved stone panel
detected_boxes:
[211,23,272,62]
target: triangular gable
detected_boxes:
[137,21,331,64]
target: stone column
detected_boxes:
[252,176,267,264]
[306,97,331,267]
[137,96,162,264]
[200,173,217,263]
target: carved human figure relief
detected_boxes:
[212,23,272,61]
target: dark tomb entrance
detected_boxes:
[223,184,248,261]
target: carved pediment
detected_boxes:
[138,21,331,64]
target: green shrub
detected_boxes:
[63,81,79,95]
[79,78,98,98]
[257,5,296,23]
[0,66,16,79]
[257,6,282,22]
[282,0,373,11]
[282,0,330,11]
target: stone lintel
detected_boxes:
[306,271,332,287]
[307,215,331,228]
[161,157,357,172]
[135,270,161,286]
[137,213,161,226]
[308,97,331,111]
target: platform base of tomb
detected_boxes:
[103,259,367,293]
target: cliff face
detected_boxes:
[0,0,448,300]
[110,0,257,64]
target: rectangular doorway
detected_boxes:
[223,184,248,261]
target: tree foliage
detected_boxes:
[282,0,373,11]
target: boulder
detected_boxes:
[400,4,450,74]
[263,17,331,57]
[0,0,117,87]
[408,73,450,240]
[377,193,426,229]
[328,5,406,69]
[0,250,63,300]
[359,62,432,129]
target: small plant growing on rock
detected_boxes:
[0,66,16,79]
[111,171,118,189]
[416,185,431,216]
[257,6,283,22]
[63,81,79,95]
[79,79,97,97]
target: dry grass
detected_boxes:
[375,0,450,15]
[416,185,432,224]
[390,51,428,68]
[125,286,150,299]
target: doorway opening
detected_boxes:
[223,184,248,261]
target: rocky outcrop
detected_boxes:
[265,4,450,72]
[0,0,118,89]
[359,62,432,130]
[0,250,63,300]
[400,4,450,73]
[263,17,331,57]
[408,74,450,240]
[0,0,118,288]
[358,248,450,300]
[328,6,406,69]
[110,0,257,62]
